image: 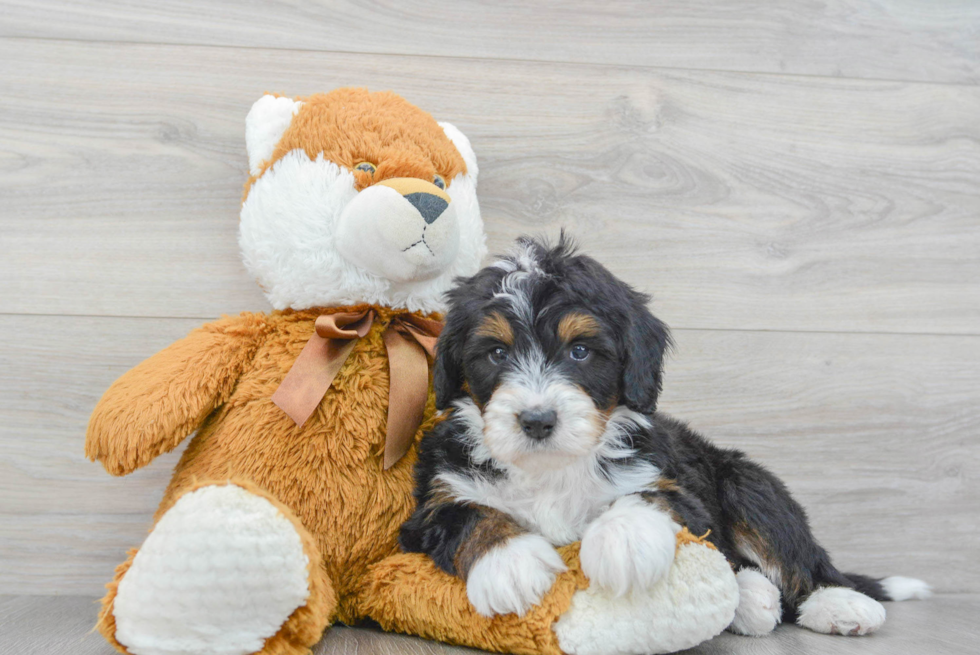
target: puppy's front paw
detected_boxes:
[580,495,679,596]
[466,533,567,617]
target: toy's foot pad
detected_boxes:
[728,569,781,636]
[113,484,310,655]
[797,587,886,636]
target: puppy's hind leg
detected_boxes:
[717,455,891,636]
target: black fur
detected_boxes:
[399,416,505,575]
[402,234,894,618]
[432,235,670,412]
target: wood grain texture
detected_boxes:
[1,1,979,85]
[1,39,979,333]
[1,315,975,595]
[2,6,979,649]
[0,594,976,655]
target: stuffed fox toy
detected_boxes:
[86,88,738,655]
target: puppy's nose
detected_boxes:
[375,177,451,224]
[519,408,558,440]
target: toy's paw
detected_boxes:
[728,569,782,636]
[113,484,311,655]
[797,587,886,636]
[466,533,566,617]
[580,495,679,597]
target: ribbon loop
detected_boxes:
[272,310,375,427]
[314,310,373,340]
[272,309,443,469]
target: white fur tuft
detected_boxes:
[245,95,302,176]
[580,495,679,597]
[797,587,886,636]
[881,576,932,601]
[465,533,566,617]
[728,569,782,636]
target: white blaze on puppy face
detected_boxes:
[239,94,486,313]
[482,350,605,473]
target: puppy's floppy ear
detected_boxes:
[621,299,672,413]
[433,306,469,410]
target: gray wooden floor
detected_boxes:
[0,594,975,655]
[1,1,978,653]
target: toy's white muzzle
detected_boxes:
[335,177,460,284]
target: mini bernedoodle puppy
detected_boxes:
[400,236,930,636]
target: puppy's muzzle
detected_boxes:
[519,408,557,441]
[375,177,451,224]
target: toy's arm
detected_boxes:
[86,313,270,476]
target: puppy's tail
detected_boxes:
[844,572,932,601]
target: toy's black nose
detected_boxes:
[404,192,449,224]
[519,409,558,440]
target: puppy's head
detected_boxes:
[435,235,671,471]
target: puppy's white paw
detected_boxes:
[580,495,680,597]
[466,533,566,617]
[728,569,782,636]
[797,587,886,636]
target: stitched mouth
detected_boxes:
[401,225,436,256]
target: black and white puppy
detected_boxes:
[400,236,929,636]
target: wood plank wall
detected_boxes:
[0,2,978,596]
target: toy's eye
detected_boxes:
[433,174,446,190]
[488,346,509,365]
[355,162,377,174]
[569,345,591,362]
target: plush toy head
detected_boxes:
[240,88,486,313]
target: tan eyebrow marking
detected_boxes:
[557,312,601,343]
[474,311,514,345]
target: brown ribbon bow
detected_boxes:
[271,309,443,469]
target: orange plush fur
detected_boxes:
[245,88,467,196]
[88,306,438,652]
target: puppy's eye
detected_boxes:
[433,174,446,190]
[355,162,377,174]
[488,346,509,365]
[569,344,591,362]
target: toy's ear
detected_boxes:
[620,301,672,413]
[433,307,470,410]
[245,95,302,176]
[439,121,478,182]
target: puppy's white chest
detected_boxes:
[440,460,660,545]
